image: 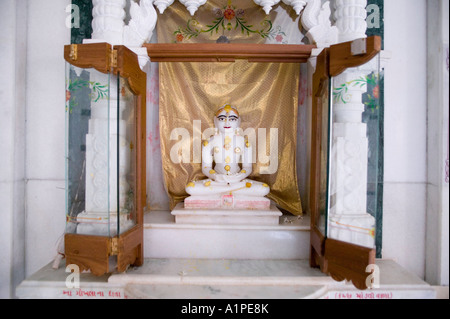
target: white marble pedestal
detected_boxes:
[171,202,282,226]
[184,194,271,210]
[145,209,310,260]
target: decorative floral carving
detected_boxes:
[91,0,126,44]
[301,0,338,47]
[334,0,368,43]
[153,0,175,14]
[90,0,157,69]
[281,0,307,15]
[123,0,157,47]
[179,0,208,16]
[253,0,281,15]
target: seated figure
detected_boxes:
[185,104,270,205]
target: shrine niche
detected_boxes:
[157,60,304,216]
[63,0,384,291]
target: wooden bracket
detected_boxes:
[329,36,381,77]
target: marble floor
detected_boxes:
[16,258,438,299]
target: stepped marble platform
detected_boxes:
[16,209,442,300]
[16,259,438,299]
[171,202,282,226]
[143,209,310,259]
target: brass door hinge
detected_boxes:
[110,49,118,68]
[69,44,78,61]
[110,237,119,256]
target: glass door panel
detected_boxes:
[115,73,137,236]
[65,64,112,237]
[327,53,381,249]
[317,78,332,236]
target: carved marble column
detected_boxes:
[91,0,126,45]
[294,0,380,250]
[328,64,376,249]
[307,0,377,249]
[77,73,133,237]
[334,0,368,43]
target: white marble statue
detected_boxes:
[185,104,270,198]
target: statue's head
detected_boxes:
[214,104,241,134]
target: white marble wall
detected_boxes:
[23,0,70,278]
[382,0,428,278]
[426,0,449,286]
[0,0,27,299]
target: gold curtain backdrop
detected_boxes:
[159,60,303,215]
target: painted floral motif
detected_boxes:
[333,73,382,110]
[173,1,286,43]
[147,74,160,105]
[66,79,108,113]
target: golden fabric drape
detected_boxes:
[159,60,303,215]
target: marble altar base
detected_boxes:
[172,202,281,226]
[145,209,309,260]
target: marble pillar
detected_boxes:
[328,65,377,249]
[75,72,134,237]
[334,0,368,43]
[326,0,377,248]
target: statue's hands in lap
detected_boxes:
[214,173,247,184]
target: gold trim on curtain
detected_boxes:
[159,60,303,215]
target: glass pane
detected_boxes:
[327,53,381,249]
[65,63,112,237]
[317,78,332,235]
[114,73,137,236]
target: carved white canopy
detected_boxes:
[89,0,368,68]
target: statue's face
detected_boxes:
[214,108,241,134]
